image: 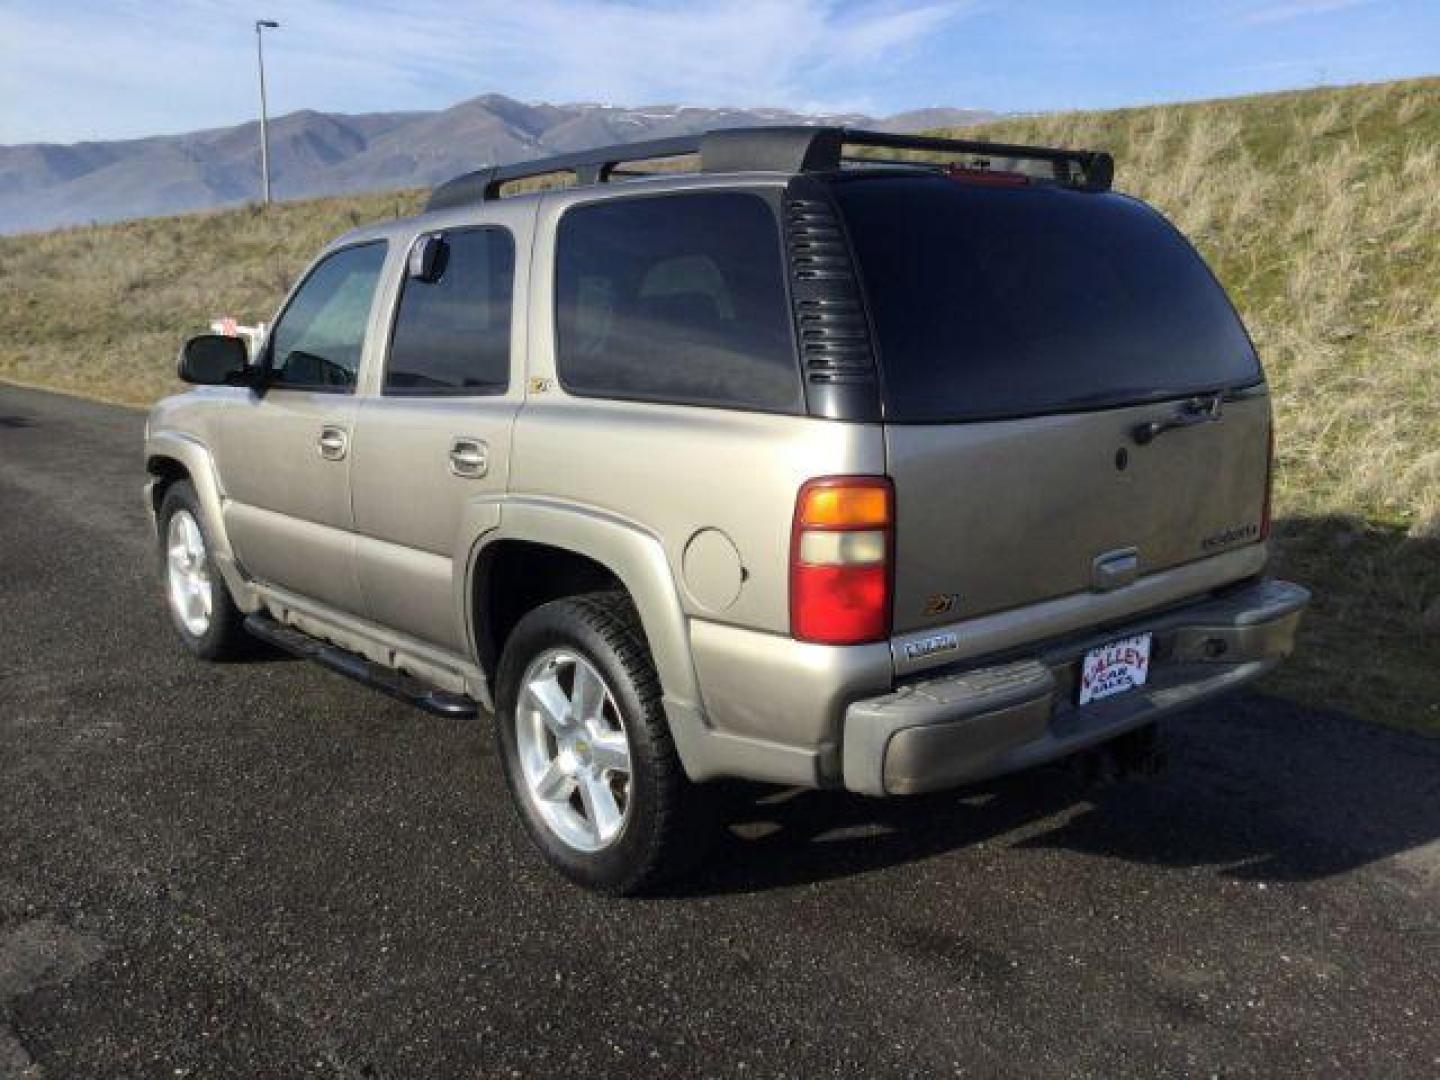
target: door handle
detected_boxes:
[317,425,349,461]
[448,437,489,478]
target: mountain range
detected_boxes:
[0,94,994,234]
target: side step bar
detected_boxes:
[244,614,479,718]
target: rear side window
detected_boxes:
[832,176,1262,422]
[554,191,800,412]
[387,227,515,395]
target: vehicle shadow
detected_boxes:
[220,638,301,665]
[1262,511,1440,731]
[670,693,1440,897]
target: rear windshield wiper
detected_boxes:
[1131,393,1224,445]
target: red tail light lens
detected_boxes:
[792,564,889,643]
[790,477,893,645]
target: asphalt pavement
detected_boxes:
[1,382,1437,1078]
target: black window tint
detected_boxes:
[555,192,800,412]
[269,242,387,391]
[386,228,515,395]
[832,176,1262,422]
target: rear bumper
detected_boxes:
[842,577,1309,796]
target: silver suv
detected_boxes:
[146,127,1308,893]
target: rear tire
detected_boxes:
[157,481,250,660]
[494,592,710,894]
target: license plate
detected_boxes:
[1078,633,1152,706]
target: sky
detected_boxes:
[1,0,1437,145]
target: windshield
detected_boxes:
[831,174,1262,423]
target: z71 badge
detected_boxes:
[922,593,959,617]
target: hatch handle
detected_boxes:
[1092,547,1139,592]
[1132,394,1224,445]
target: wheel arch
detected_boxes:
[466,500,702,719]
[144,431,259,611]
[144,453,191,517]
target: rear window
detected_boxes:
[832,175,1262,423]
[554,191,801,413]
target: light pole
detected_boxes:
[255,19,280,205]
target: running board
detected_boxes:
[244,613,479,718]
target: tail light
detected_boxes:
[1260,420,1275,540]
[790,476,893,645]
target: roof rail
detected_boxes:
[425,125,1113,211]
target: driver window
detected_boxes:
[268,242,388,391]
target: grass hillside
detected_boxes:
[1,78,1435,732]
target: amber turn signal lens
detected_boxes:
[797,482,891,528]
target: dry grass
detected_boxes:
[2,77,1436,731]
[0,189,426,404]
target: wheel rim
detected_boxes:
[515,648,633,853]
[166,509,213,638]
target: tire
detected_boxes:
[494,592,709,894]
[156,481,250,660]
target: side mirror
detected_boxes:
[408,233,449,283]
[178,334,252,386]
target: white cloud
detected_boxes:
[0,0,976,144]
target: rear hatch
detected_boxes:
[831,173,1270,637]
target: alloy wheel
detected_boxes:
[514,648,633,852]
[166,509,213,638]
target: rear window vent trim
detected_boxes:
[782,185,881,419]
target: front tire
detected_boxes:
[157,481,249,660]
[494,592,709,894]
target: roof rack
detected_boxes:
[425,126,1114,210]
